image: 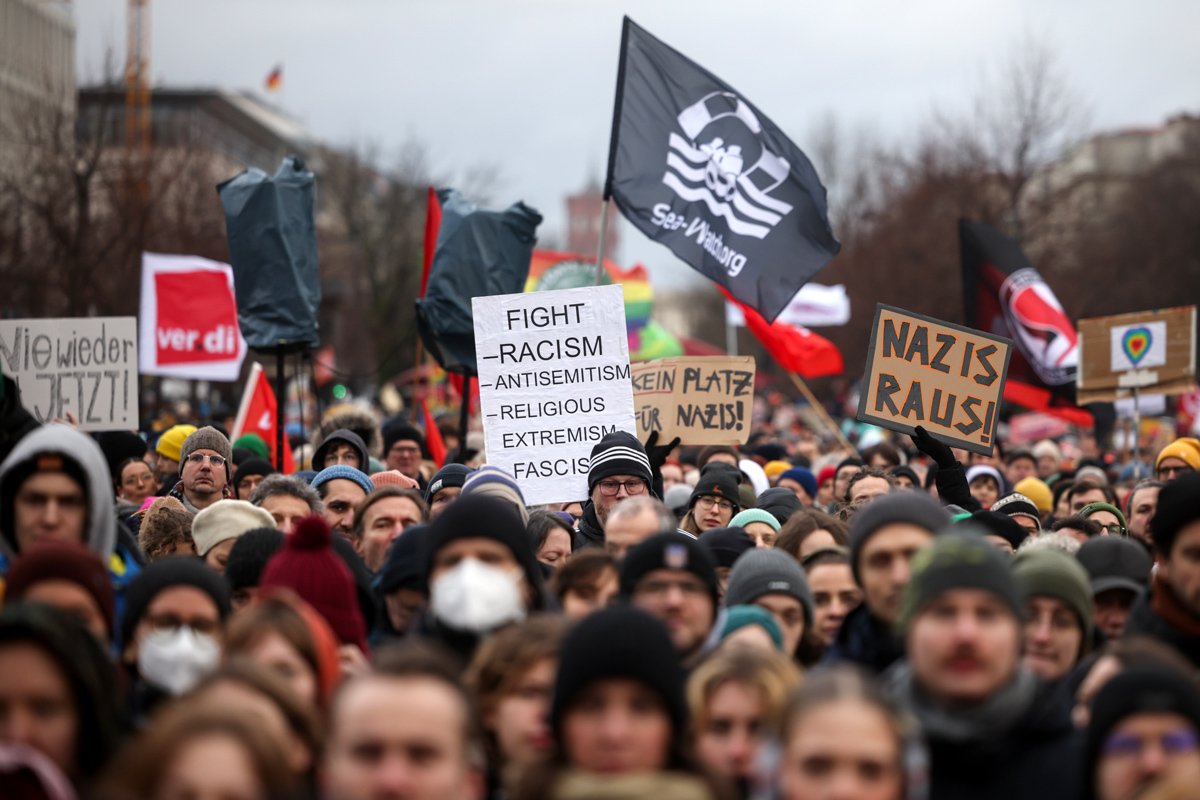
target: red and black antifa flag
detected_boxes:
[605,17,840,323]
[960,219,1093,424]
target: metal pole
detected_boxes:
[275,347,286,470]
[593,198,611,286]
[458,373,473,444]
[1132,384,1141,467]
[725,309,738,356]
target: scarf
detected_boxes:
[887,660,1037,744]
[1150,571,1200,636]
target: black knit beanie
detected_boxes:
[422,494,545,608]
[377,523,431,594]
[382,422,426,458]
[756,487,803,525]
[619,532,719,606]
[121,557,232,645]
[93,431,148,484]
[551,605,686,739]
[898,531,1020,633]
[224,527,285,593]
[587,431,653,494]
[688,463,742,511]
[1083,665,1200,799]
[1150,472,1200,556]
[849,491,951,583]
[424,464,474,504]
[698,527,755,568]
[959,510,1029,551]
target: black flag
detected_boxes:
[960,219,1079,388]
[605,17,839,323]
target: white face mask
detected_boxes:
[137,626,220,695]
[430,557,526,633]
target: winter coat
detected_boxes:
[574,502,605,550]
[822,602,906,674]
[1124,575,1200,669]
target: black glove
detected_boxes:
[643,431,681,500]
[643,430,681,472]
[910,425,957,469]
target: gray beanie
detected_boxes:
[848,492,950,583]
[724,549,813,626]
[180,426,233,480]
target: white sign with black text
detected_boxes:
[473,285,638,505]
[0,317,139,430]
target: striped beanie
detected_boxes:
[587,431,653,495]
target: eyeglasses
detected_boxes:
[1099,523,1127,536]
[185,453,226,467]
[144,613,220,637]
[1158,464,1193,479]
[1103,729,1199,759]
[597,479,647,497]
[695,496,734,512]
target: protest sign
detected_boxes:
[857,304,1012,455]
[1076,306,1196,404]
[139,252,247,381]
[631,356,755,444]
[473,285,637,504]
[0,317,138,430]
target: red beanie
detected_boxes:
[259,515,368,654]
[5,541,115,639]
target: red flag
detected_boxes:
[1003,379,1094,428]
[231,362,296,473]
[265,65,282,93]
[420,187,442,298]
[420,399,447,467]
[722,289,844,378]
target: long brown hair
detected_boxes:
[97,703,299,800]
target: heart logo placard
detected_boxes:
[1122,327,1152,366]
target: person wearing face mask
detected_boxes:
[120,556,230,721]
[412,494,548,667]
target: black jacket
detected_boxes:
[1124,590,1200,669]
[822,603,905,674]
[923,680,1082,800]
[574,502,605,550]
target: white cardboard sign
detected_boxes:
[473,285,637,505]
[0,317,139,430]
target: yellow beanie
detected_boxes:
[762,460,792,479]
[1014,476,1053,516]
[156,424,197,462]
[1156,438,1200,471]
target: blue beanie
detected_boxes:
[310,465,375,495]
[720,604,785,651]
[778,467,817,500]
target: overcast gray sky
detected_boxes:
[76,0,1199,289]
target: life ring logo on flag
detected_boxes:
[664,92,794,241]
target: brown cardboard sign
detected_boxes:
[1077,307,1196,404]
[631,356,756,445]
[857,305,1012,455]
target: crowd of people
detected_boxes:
[2,370,1200,800]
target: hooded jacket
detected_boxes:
[311,428,370,473]
[0,424,116,561]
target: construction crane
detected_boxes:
[124,0,151,153]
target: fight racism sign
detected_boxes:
[857,305,1012,455]
[1077,306,1196,404]
[473,285,638,504]
[139,252,247,381]
[605,17,840,323]
[631,356,756,445]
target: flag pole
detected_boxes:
[595,16,631,287]
[275,345,286,471]
[593,198,611,286]
[788,372,855,452]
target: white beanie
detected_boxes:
[191,499,276,556]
